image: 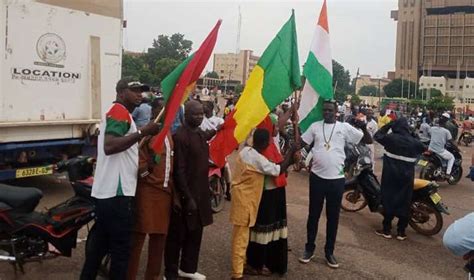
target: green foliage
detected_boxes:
[359,85,378,97]
[235,84,244,95]
[332,60,352,93]
[427,96,455,112]
[331,59,360,104]
[383,79,418,98]
[205,71,220,79]
[122,33,193,87]
[419,88,443,100]
[154,58,181,83]
[351,94,362,105]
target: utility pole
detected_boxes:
[378,78,381,108]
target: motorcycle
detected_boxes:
[465,251,474,280]
[0,156,96,273]
[459,131,472,147]
[418,141,463,185]
[342,144,449,236]
[208,162,231,213]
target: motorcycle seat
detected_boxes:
[413,179,430,190]
[0,184,43,213]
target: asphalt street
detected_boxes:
[0,143,472,280]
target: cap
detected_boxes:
[116,77,150,93]
[441,112,450,119]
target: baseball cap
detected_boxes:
[116,77,150,93]
[441,112,450,119]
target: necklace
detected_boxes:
[322,122,336,151]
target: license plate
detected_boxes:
[430,192,442,204]
[15,165,53,179]
[418,160,429,167]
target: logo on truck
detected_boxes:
[35,33,66,67]
[10,33,80,83]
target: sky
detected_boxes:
[123,0,399,79]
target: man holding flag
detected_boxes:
[296,0,372,268]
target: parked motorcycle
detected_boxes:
[342,144,449,236]
[418,141,463,185]
[208,162,231,213]
[465,251,474,280]
[459,131,473,147]
[0,156,96,273]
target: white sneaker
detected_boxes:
[178,269,206,279]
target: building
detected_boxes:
[213,50,260,85]
[392,0,474,82]
[355,75,392,95]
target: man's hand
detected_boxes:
[291,105,299,124]
[141,122,161,136]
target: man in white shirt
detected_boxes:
[429,113,455,178]
[200,101,224,132]
[298,100,372,269]
[81,77,161,280]
[366,109,379,167]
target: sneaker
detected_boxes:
[375,229,392,239]
[325,254,339,269]
[298,251,314,264]
[396,231,407,241]
[178,269,206,279]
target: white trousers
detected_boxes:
[436,150,455,175]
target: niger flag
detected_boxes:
[209,11,301,167]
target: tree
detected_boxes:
[359,85,378,96]
[121,33,193,87]
[383,79,418,98]
[154,58,181,83]
[146,33,192,72]
[332,60,351,93]
[427,96,455,112]
[234,84,244,95]
[419,88,443,100]
[205,71,219,79]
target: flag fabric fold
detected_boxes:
[298,0,334,133]
[151,20,222,152]
[209,11,301,168]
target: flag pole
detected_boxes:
[139,106,166,148]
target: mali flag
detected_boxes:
[209,11,301,167]
[152,20,222,152]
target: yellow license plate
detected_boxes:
[418,160,429,167]
[15,165,54,179]
[430,192,442,204]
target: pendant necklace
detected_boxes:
[323,122,336,151]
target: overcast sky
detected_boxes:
[123,0,399,79]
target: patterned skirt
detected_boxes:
[246,187,288,275]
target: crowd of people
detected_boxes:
[79,77,473,280]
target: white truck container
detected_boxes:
[0,0,123,180]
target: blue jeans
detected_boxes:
[305,173,344,256]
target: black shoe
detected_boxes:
[298,251,314,264]
[375,229,392,239]
[325,254,339,269]
[396,231,407,241]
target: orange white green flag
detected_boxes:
[298,0,334,133]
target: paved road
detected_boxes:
[0,144,472,280]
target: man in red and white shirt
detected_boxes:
[81,77,161,280]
